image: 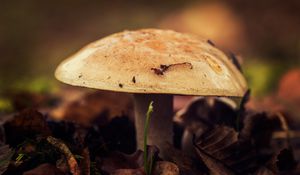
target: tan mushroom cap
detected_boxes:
[55,29,247,96]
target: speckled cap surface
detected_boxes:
[55,29,247,96]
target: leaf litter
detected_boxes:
[0,88,299,174]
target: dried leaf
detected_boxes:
[111,168,145,175]
[10,91,58,111]
[175,97,238,156]
[52,91,133,126]
[4,109,51,147]
[23,163,64,175]
[0,144,14,174]
[101,146,159,174]
[175,97,237,129]
[101,150,143,173]
[276,148,297,171]
[152,161,179,175]
[193,126,237,175]
[47,136,80,175]
[228,52,242,72]
[83,115,136,160]
[164,143,206,175]
[240,113,281,148]
[255,167,276,175]
[79,147,90,175]
[194,125,275,174]
[237,89,250,117]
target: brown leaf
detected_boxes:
[111,168,145,175]
[51,90,133,126]
[4,109,51,147]
[164,143,206,175]
[175,97,237,130]
[46,136,80,175]
[10,92,54,111]
[276,148,297,171]
[255,167,276,175]
[152,161,180,175]
[101,150,144,173]
[79,147,90,175]
[175,97,238,156]
[193,126,237,175]
[194,125,276,174]
[0,144,14,174]
[23,163,65,175]
[101,146,159,174]
[240,113,281,149]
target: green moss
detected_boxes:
[0,98,13,113]
[11,77,58,94]
[243,60,287,97]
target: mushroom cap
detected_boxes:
[55,29,247,96]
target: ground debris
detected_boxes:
[47,136,80,175]
[4,109,51,147]
[0,144,14,174]
[23,163,64,175]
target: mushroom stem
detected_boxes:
[133,94,173,158]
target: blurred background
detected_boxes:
[0,0,300,112]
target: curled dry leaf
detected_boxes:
[46,136,80,175]
[101,146,159,174]
[193,126,237,175]
[79,147,90,175]
[84,115,136,158]
[51,90,133,126]
[101,150,144,173]
[255,167,276,175]
[175,97,237,128]
[4,109,51,147]
[110,161,180,175]
[0,144,14,174]
[23,163,64,175]
[174,97,237,155]
[240,112,281,149]
[276,148,297,171]
[10,92,57,111]
[111,168,145,175]
[163,143,206,175]
[193,125,276,174]
[152,161,179,175]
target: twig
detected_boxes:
[276,113,291,148]
[47,136,80,175]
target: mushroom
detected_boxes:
[55,29,247,157]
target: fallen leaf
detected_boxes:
[4,109,51,147]
[0,144,14,174]
[79,147,90,175]
[175,97,237,130]
[51,90,133,126]
[23,163,64,175]
[174,97,237,155]
[101,146,159,174]
[47,136,80,175]
[152,161,179,175]
[255,167,276,175]
[193,125,276,174]
[276,148,297,171]
[163,143,206,175]
[240,113,281,149]
[101,150,143,174]
[111,168,145,175]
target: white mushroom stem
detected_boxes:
[133,94,173,158]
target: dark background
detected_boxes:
[1,0,299,96]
